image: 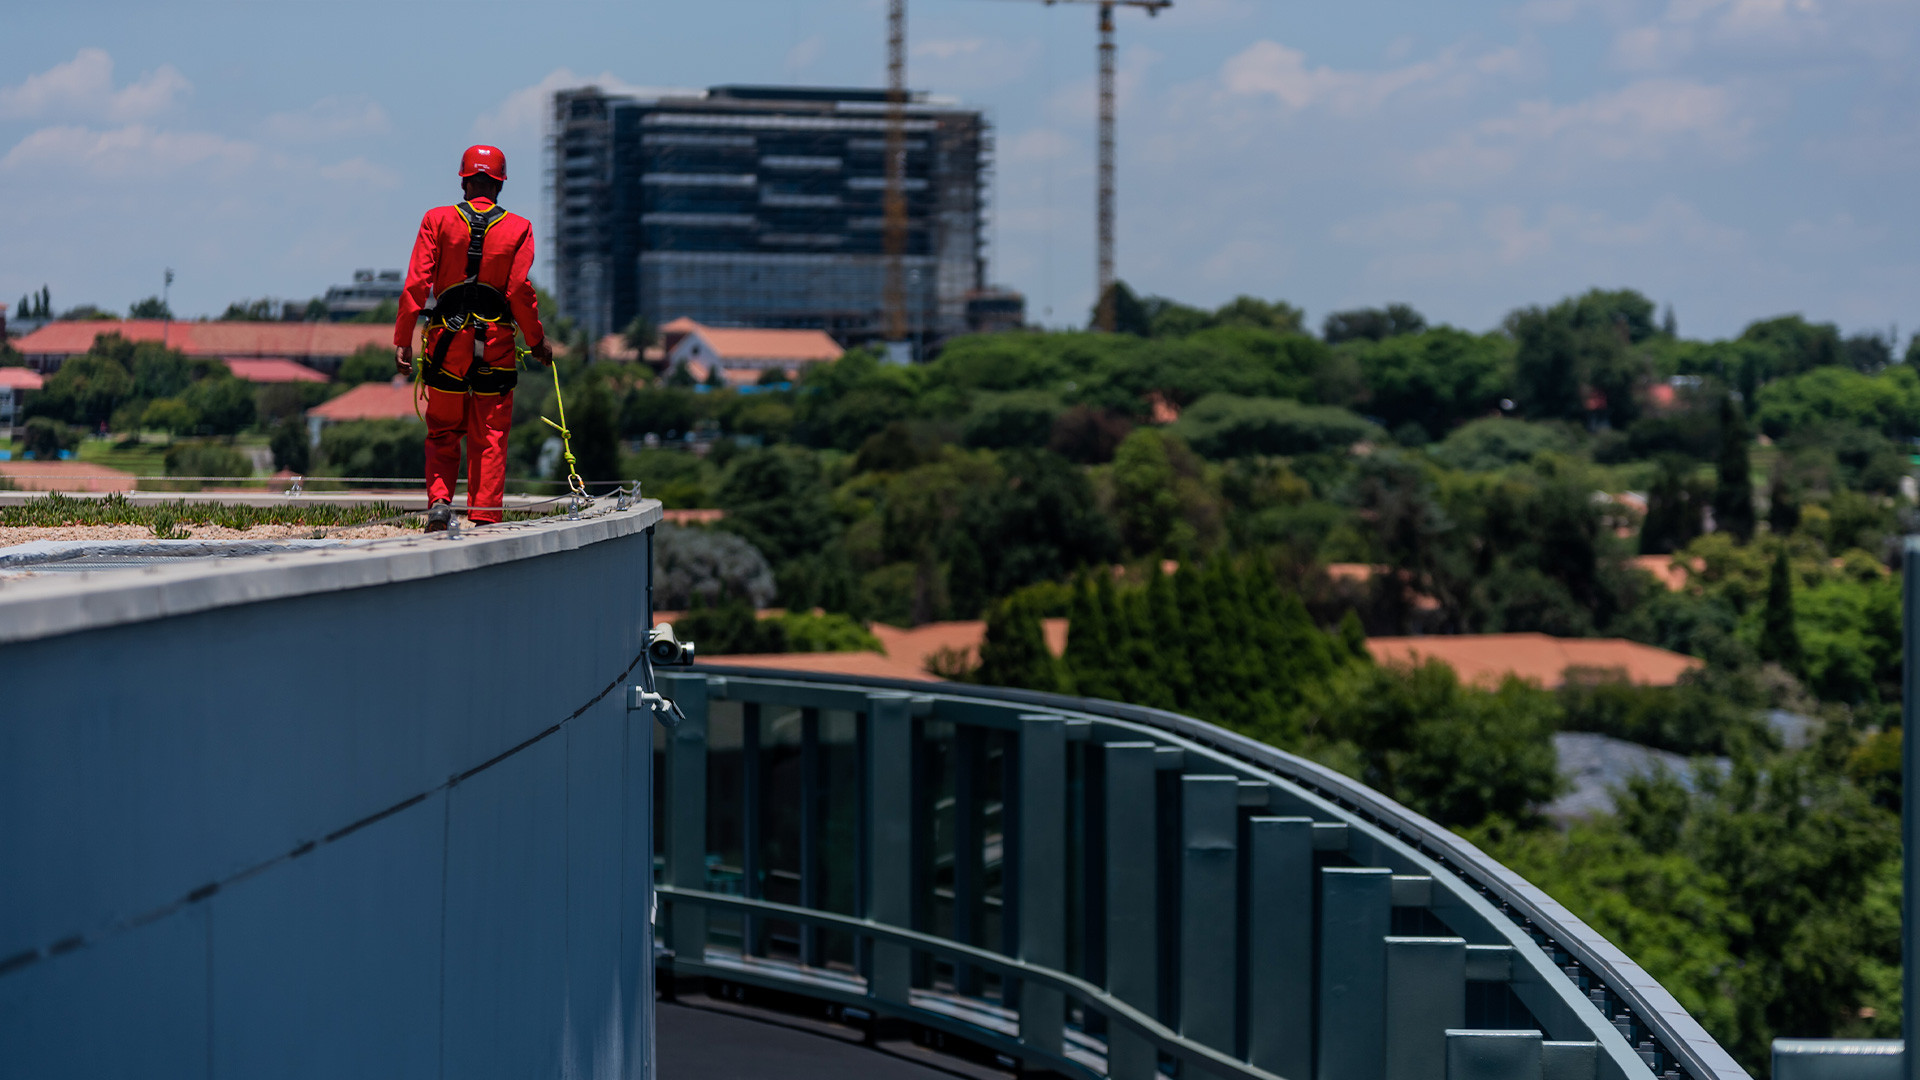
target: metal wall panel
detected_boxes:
[1319,866,1394,1080]
[209,791,445,1078]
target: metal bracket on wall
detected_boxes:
[628,685,686,728]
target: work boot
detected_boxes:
[425,500,453,533]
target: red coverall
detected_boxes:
[394,197,546,524]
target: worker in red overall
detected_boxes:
[394,144,552,531]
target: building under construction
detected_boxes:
[549,84,1017,353]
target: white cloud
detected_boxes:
[473,68,688,140]
[0,48,189,123]
[319,156,401,189]
[785,36,826,75]
[1,124,255,177]
[263,96,391,142]
[1415,78,1752,182]
[1002,127,1076,164]
[1218,40,1516,116]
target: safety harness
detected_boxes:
[418,199,518,396]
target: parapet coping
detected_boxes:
[0,499,662,646]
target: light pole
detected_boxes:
[162,268,174,349]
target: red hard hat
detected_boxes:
[459,144,506,180]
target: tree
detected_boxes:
[1063,573,1118,700]
[1640,456,1703,555]
[140,398,198,437]
[974,593,1060,691]
[128,296,172,319]
[1322,303,1426,344]
[566,377,620,482]
[714,446,837,565]
[1758,547,1803,673]
[26,352,132,427]
[20,417,79,459]
[1093,280,1152,336]
[220,298,283,321]
[270,416,310,473]
[336,345,394,385]
[1766,468,1800,536]
[654,523,777,609]
[180,376,256,435]
[1713,395,1755,543]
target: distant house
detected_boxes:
[0,367,44,435]
[223,358,329,384]
[304,377,419,446]
[14,320,400,376]
[660,317,842,387]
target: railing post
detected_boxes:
[1018,715,1068,1058]
[1105,741,1161,1080]
[1246,816,1314,1078]
[659,672,710,965]
[1445,1030,1542,1080]
[1385,936,1467,1080]
[1180,775,1240,1053]
[1319,866,1393,1080]
[866,693,915,1007]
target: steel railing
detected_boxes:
[639,668,1750,1080]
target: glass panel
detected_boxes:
[704,701,746,951]
[652,716,667,885]
[758,705,806,960]
[818,710,862,969]
[918,718,956,990]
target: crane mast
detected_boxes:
[1038,0,1170,331]
[883,0,910,354]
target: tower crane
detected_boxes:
[1031,0,1171,331]
[883,0,911,359]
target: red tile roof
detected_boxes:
[0,368,45,390]
[14,320,400,360]
[1367,633,1701,688]
[700,651,943,682]
[666,318,842,365]
[306,378,420,422]
[223,358,328,384]
[0,461,136,492]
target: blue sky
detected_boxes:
[3,0,1916,340]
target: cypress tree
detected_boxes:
[1063,573,1114,700]
[1094,571,1136,702]
[976,595,1060,692]
[1758,547,1803,674]
[1714,395,1756,543]
[1338,609,1370,665]
[1174,563,1220,715]
[1121,585,1173,710]
[1146,562,1192,707]
[1767,469,1800,536]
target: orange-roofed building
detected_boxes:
[14,320,399,375]
[223,358,328,384]
[660,317,841,384]
[1,367,45,433]
[1366,633,1701,688]
[304,377,418,446]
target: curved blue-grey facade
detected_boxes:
[0,506,662,1079]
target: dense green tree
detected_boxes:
[1713,396,1756,543]
[1757,547,1803,673]
[1063,573,1118,700]
[715,446,837,564]
[26,351,132,428]
[1322,303,1426,344]
[1351,327,1510,440]
[1312,661,1561,827]
[181,376,257,435]
[566,377,621,482]
[336,345,394,385]
[319,418,426,478]
[1093,280,1153,336]
[128,295,172,319]
[269,416,310,473]
[1640,455,1704,555]
[974,593,1060,691]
